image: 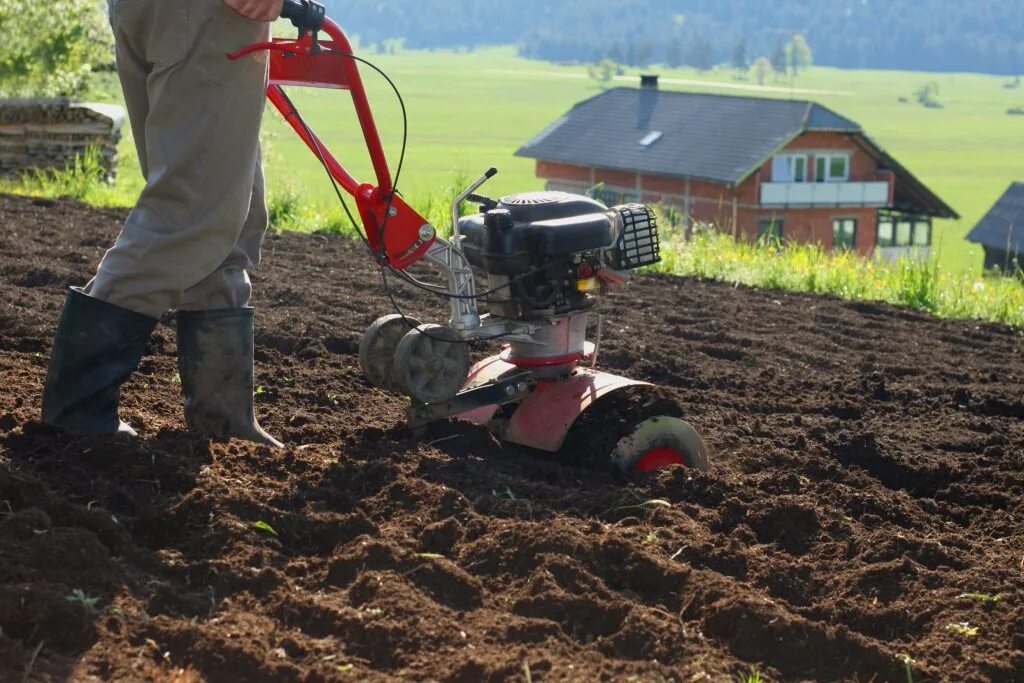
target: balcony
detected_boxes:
[760,181,890,207]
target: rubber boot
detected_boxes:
[176,308,283,448]
[42,287,158,436]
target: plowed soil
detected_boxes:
[1,193,1023,682]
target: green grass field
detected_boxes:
[6,46,1023,328]
[26,45,1024,275]
[248,46,1023,274]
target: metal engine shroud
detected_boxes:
[457,191,660,364]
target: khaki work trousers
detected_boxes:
[87,0,272,318]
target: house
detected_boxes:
[515,77,958,258]
[965,182,1024,273]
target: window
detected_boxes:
[815,154,849,183]
[757,217,784,241]
[913,221,931,246]
[771,154,807,183]
[896,220,912,245]
[877,218,895,247]
[877,214,932,248]
[833,218,857,250]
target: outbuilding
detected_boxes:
[966,182,1024,273]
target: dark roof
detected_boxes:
[966,182,1024,252]
[516,88,860,185]
[516,88,957,219]
[852,135,959,219]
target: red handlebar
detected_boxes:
[228,17,435,269]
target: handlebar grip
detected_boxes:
[280,0,326,31]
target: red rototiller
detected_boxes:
[230,0,709,472]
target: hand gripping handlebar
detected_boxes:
[280,0,326,31]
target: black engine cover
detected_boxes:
[459,191,616,274]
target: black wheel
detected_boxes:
[560,385,710,474]
[392,324,471,404]
[359,314,421,391]
[610,416,709,473]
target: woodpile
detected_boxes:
[0,98,126,178]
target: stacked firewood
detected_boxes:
[0,98,126,178]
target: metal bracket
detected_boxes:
[407,372,533,428]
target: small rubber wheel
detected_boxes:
[359,314,421,391]
[611,416,710,473]
[392,324,471,404]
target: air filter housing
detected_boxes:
[609,204,661,270]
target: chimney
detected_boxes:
[640,74,659,90]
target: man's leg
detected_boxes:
[175,152,282,447]
[44,1,271,436]
[87,1,270,318]
[178,150,269,311]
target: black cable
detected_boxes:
[278,44,521,343]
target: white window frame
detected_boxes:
[832,217,857,250]
[771,154,808,183]
[815,153,850,183]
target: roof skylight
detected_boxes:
[639,131,663,147]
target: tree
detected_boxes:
[685,37,714,71]
[587,59,618,88]
[665,36,683,68]
[731,38,748,76]
[915,81,942,107]
[770,39,788,77]
[751,56,772,85]
[0,0,113,97]
[787,33,813,75]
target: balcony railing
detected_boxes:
[760,181,890,207]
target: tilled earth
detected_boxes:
[1,193,1023,682]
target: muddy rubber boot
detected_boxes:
[42,287,158,436]
[176,308,283,448]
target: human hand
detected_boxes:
[223,0,285,22]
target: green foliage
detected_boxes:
[587,59,618,88]
[656,224,1024,327]
[737,668,764,683]
[329,0,1024,74]
[252,520,279,537]
[686,37,715,72]
[958,592,1003,603]
[770,40,788,76]
[732,38,748,74]
[787,34,813,76]
[946,621,980,637]
[751,56,772,85]
[0,0,113,97]
[0,148,119,204]
[267,185,304,230]
[66,588,101,613]
[915,81,943,108]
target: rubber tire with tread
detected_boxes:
[611,416,710,473]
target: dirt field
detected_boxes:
[1,193,1022,682]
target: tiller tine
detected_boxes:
[455,355,709,472]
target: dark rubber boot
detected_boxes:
[42,287,158,436]
[176,308,283,448]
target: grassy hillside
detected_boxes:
[252,47,1022,274]
[19,46,1024,274]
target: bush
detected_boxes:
[0,0,113,97]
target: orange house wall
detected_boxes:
[759,131,885,184]
[535,143,883,255]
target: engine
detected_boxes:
[458,191,661,323]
